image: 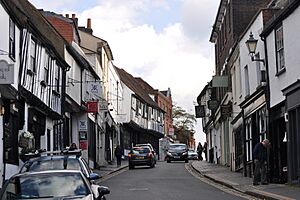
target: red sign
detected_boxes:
[79,140,88,150]
[86,101,98,113]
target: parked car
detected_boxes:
[166,143,189,163]
[0,170,109,200]
[135,143,157,164]
[188,149,198,160]
[19,149,101,182]
[128,146,155,169]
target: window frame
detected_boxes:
[9,18,16,60]
[275,24,285,75]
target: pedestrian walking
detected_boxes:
[114,145,123,167]
[197,142,203,161]
[203,142,208,161]
[253,139,270,185]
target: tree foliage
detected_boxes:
[172,105,196,144]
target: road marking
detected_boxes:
[129,188,149,191]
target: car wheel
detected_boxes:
[167,160,171,163]
[185,159,189,163]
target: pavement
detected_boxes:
[191,161,300,200]
[93,160,128,178]
[92,159,300,200]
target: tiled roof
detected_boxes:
[114,66,160,109]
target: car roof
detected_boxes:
[13,170,83,178]
[170,143,186,146]
[26,155,79,162]
[133,146,151,149]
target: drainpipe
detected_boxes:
[261,36,271,182]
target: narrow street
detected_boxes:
[97,161,254,200]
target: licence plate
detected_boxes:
[174,156,180,159]
[135,156,144,159]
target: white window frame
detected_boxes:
[275,25,285,73]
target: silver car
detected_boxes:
[0,170,109,200]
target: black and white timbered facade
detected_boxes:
[0,0,69,181]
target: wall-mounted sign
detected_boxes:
[86,101,98,113]
[195,105,205,118]
[0,60,14,84]
[79,131,87,140]
[208,100,219,111]
[78,120,87,131]
[79,140,88,150]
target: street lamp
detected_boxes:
[245,32,265,63]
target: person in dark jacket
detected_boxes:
[114,145,123,167]
[197,142,203,161]
[253,139,270,185]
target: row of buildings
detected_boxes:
[196,0,300,185]
[0,0,174,185]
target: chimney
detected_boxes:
[87,18,91,29]
[66,14,69,18]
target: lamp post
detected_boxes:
[245,32,265,64]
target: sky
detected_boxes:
[28,0,219,145]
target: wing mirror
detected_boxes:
[98,186,110,197]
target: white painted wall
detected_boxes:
[65,49,81,106]
[119,83,134,123]
[267,6,300,108]
[107,63,123,122]
[0,5,22,183]
[239,12,265,101]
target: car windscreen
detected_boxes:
[23,158,81,172]
[2,173,90,199]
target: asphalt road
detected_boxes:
[99,161,246,200]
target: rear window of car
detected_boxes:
[132,148,150,154]
[4,173,90,198]
[23,158,81,172]
[169,144,187,150]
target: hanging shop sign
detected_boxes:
[0,60,14,84]
[88,82,102,97]
[99,100,108,111]
[208,100,219,111]
[195,105,205,118]
[221,104,232,118]
[212,75,228,87]
[86,101,98,113]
